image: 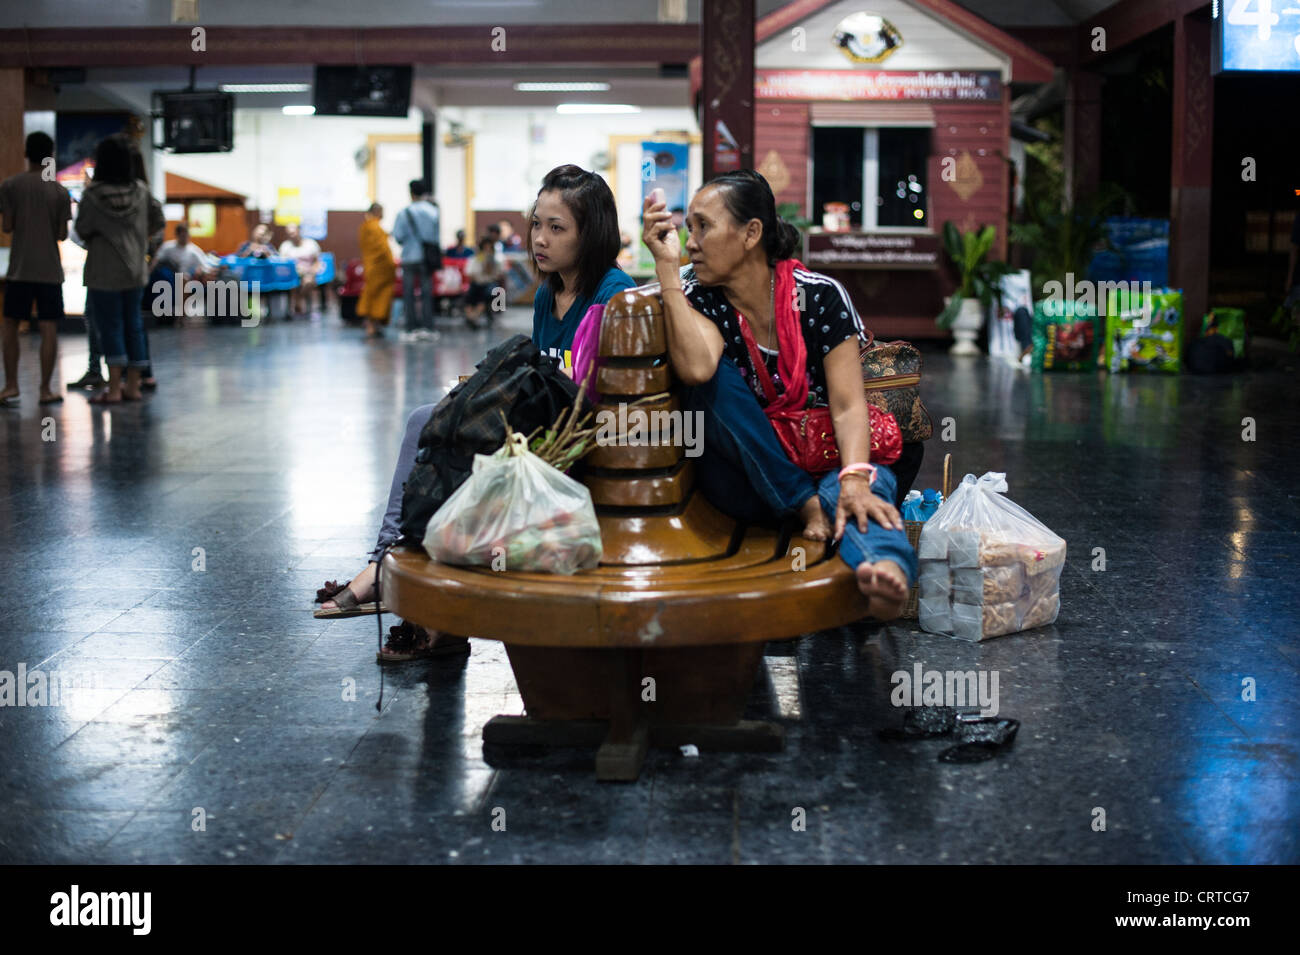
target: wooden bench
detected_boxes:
[381,285,872,780]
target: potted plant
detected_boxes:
[937,222,1012,355]
[1008,183,1126,298]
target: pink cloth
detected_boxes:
[570,303,604,401]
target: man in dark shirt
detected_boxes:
[0,132,72,405]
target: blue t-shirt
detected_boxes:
[532,266,636,371]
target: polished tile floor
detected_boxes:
[1,309,1296,864]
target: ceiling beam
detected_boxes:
[0,24,698,68]
[1078,0,1208,65]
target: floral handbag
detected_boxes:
[860,333,934,443]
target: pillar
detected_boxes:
[700,0,754,179]
[1170,14,1213,345]
[1063,69,1102,204]
[0,69,26,262]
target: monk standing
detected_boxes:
[357,202,395,338]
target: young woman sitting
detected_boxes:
[641,170,917,620]
[315,164,635,659]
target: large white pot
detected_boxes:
[948,297,984,356]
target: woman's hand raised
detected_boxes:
[641,191,681,270]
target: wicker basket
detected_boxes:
[901,452,952,619]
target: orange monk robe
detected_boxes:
[357,218,397,323]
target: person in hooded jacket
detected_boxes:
[74,134,163,404]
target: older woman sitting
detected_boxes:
[642,170,916,620]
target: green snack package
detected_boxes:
[1032,298,1100,372]
[1105,287,1182,373]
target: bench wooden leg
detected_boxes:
[595,649,650,781]
[595,722,650,782]
[483,715,606,747]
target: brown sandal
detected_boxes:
[377,622,470,663]
[313,579,387,618]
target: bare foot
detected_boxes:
[320,562,377,612]
[0,387,18,402]
[799,495,832,540]
[855,560,909,621]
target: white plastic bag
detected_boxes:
[917,472,1065,641]
[422,432,602,575]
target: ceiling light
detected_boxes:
[515,82,610,92]
[282,105,316,115]
[556,104,640,114]
[221,83,311,93]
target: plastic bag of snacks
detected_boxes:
[917,472,1065,641]
[423,432,602,575]
[1104,287,1182,373]
[1031,298,1101,372]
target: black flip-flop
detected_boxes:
[313,580,387,618]
[938,717,1020,763]
[878,706,957,741]
[39,395,64,405]
[376,622,470,663]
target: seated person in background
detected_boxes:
[154,223,215,278]
[616,230,637,270]
[279,223,323,316]
[486,222,504,257]
[643,170,917,621]
[235,223,275,258]
[463,236,505,329]
[445,229,474,259]
[498,219,523,251]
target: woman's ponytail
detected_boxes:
[772,216,801,261]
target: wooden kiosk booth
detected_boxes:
[693,0,1053,340]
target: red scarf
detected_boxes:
[734,258,809,415]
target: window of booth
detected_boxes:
[811,126,930,231]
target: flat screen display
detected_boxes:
[313,65,413,117]
[155,90,234,153]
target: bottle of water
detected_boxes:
[919,488,943,521]
[901,490,923,522]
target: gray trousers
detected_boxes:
[401,262,434,330]
[368,403,437,562]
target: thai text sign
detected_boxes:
[804,232,940,270]
[756,69,1002,101]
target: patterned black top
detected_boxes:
[679,264,867,409]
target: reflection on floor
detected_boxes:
[1,310,1296,863]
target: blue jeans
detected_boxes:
[83,294,104,372]
[401,262,434,331]
[369,402,436,562]
[87,288,147,369]
[681,356,918,586]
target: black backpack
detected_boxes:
[397,334,581,542]
[1186,333,1236,374]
